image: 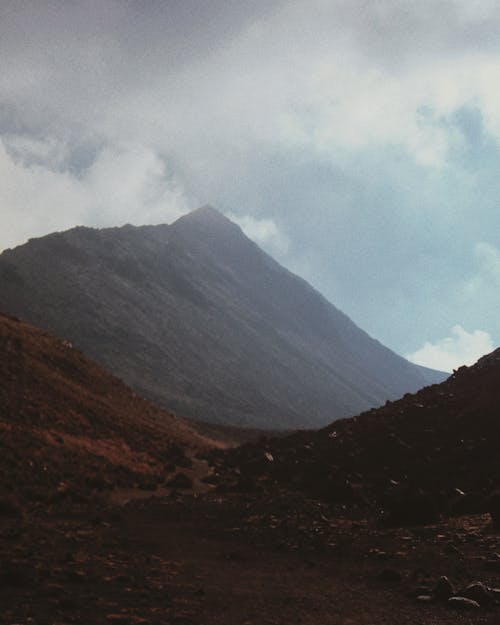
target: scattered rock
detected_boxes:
[463,581,491,604]
[447,596,481,610]
[416,595,433,603]
[368,548,391,560]
[433,576,455,601]
[488,587,500,599]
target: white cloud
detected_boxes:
[0,139,194,251]
[226,212,290,257]
[83,144,193,226]
[406,324,494,372]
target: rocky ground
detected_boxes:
[2,312,500,623]
[1,489,500,625]
[211,349,500,528]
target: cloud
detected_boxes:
[0,139,194,251]
[226,212,289,257]
[406,325,494,372]
[3,1,500,192]
[4,0,500,170]
[3,1,500,358]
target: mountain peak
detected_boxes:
[0,210,445,430]
[175,205,233,227]
[170,206,245,245]
[191,205,225,219]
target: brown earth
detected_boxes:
[1,312,500,624]
[2,493,500,625]
[0,311,221,509]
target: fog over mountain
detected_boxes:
[0,207,445,429]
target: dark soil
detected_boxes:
[212,350,500,525]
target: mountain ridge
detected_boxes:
[0,207,446,429]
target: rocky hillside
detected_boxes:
[1,312,498,625]
[214,349,500,524]
[0,312,218,507]
[0,206,445,429]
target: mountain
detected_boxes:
[0,312,217,505]
[216,349,500,523]
[0,206,445,429]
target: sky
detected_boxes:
[1,0,500,372]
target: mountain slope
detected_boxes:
[0,206,445,429]
[217,350,500,521]
[0,312,217,505]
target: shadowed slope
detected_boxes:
[216,349,500,520]
[0,207,445,429]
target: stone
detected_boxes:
[463,581,491,604]
[447,596,481,610]
[416,595,433,603]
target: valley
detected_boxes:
[1,310,499,624]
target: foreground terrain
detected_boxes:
[1,491,499,625]
[0,312,219,506]
[1,312,499,624]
